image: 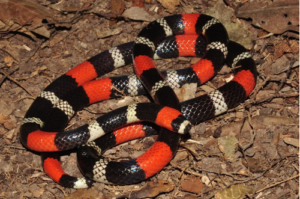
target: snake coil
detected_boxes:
[20,14,256,188]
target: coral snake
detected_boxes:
[20,14,257,188]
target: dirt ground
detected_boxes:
[0,0,299,198]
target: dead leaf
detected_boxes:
[110,0,126,26]
[122,7,156,22]
[0,0,58,38]
[0,114,9,124]
[215,184,254,199]
[64,188,103,199]
[180,0,194,13]
[4,56,14,67]
[130,0,145,8]
[180,175,203,194]
[283,137,299,148]
[49,0,93,12]
[206,0,253,49]
[170,150,189,169]
[265,54,300,75]
[218,136,239,162]
[0,40,20,62]
[157,0,179,12]
[216,121,243,137]
[255,90,276,101]
[251,115,295,130]
[274,40,299,59]
[29,184,44,198]
[174,83,197,102]
[96,27,122,38]
[237,0,299,34]
[5,129,15,139]
[129,180,174,199]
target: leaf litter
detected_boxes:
[0,0,298,198]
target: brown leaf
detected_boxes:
[95,27,122,38]
[237,0,299,34]
[49,0,93,12]
[215,184,254,199]
[274,40,299,59]
[0,0,57,38]
[64,188,103,199]
[251,115,295,130]
[129,180,174,199]
[111,0,125,15]
[4,56,14,67]
[180,175,203,194]
[0,113,9,124]
[206,0,254,49]
[283,137,299,148]
[122,7,156,21]
[218,136,239,162]
[130,0,145,8]
[0,40,20,62]
[157,0,179,12]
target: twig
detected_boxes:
[276,58,297,92]
[223,0,236,9]
[255,174,299,193]
[0,70,32,96]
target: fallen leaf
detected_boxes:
[5,129,14,139]
[180,175,203,194]
[157,0,179,12]
[129,180,174,199]
[274,40,299,59]
[4,56,14,67]
[218,136,239,162]
[215,184,254,199]
[29,184,44,198]
[96,27,122,38]
[110,0,126,26]
[122,7,156,21]
[0,114,9,124]
[0,40,20,62]
[251,115,295,130]
[130,0,145,8]
[283,137,299,148]
[236,0,299,34]
[0,0,58,38]
[206,0,253,49]
[174,83,197,102]
[49,0,93,12]
[64,189,103,199]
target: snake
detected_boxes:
[20,14,257,188]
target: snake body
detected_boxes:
[20,14,256,188]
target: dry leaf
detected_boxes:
[215,184,254,199]
[275,40,299,58]
[4,56,14,67]
[237,0,299,34]
[206,0,253,49]
[181,175,203,194]
[122,7,156,21]
[0,0,58,38]
[218,136,239,162]
[129,180,174,198]
[157,0,179,12]
[0,113,9,124]
[283,137,299,148]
